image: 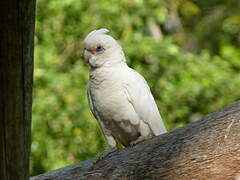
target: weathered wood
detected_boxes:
[0,0,36,179]
[31,101,240,180]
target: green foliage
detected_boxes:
[31,0,240,175]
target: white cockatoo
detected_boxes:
[83,28,167,150]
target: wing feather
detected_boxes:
[123,69,167,136]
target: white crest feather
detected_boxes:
[86,28,110,39]
[96,28,109,34]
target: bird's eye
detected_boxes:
[96,45,104,53]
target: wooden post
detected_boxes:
[0,0,36,179]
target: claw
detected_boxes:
[99,147,117,160]
[93,147,118,165]
[130,136,150,147]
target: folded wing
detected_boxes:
[123,69,167,136]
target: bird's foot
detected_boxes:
[130,136,150,147]
[93,147,118,165]
[99,147,117,160]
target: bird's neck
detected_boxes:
[89,61,127,85]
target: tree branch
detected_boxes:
[31,101,240,180]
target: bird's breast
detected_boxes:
[90,79,124,119]
[88,67,141,145]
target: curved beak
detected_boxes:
[83,49,92,63]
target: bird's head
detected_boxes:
[83,28,125,68]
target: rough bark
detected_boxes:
[31,102,240,180]
[0,0,36,179]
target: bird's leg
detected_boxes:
[98,146,117,160]
[130,121,153,146]
[92,136,117,166]
[94,121,118,163]
[90,134,117,168]
[130,135,150,147]
[97,134,117,160]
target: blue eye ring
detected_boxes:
[96,45,104,53]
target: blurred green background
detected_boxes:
[31,0,240,175]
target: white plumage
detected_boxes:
[83,28,167,148]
